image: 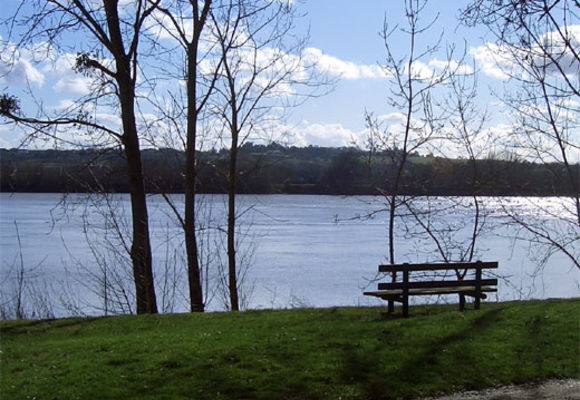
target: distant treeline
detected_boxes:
[0,144,576,196]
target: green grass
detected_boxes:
[1,299,579,399]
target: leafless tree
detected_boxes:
[366,1,461,257]
[146,0,218,312]
[399,68,500,308]
[461,0,580,270]
[207,0,322,311]
[365,0,467,312]
[0,0,161,312]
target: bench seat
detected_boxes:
[364,285,497,299]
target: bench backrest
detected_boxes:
[377,261,498,291]
[378,261,498,273]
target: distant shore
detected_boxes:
[2,147,576,196]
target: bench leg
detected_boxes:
[475,266,482,310]
[402,270,409,317]
[388,300,394,314]
[459,294,465,311]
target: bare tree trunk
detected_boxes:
[388,194,396,265]
[152,0,213,312]
[384,1,416,312]
[105,1,157,314]
[184,39,204,312]
[227,126,240,312]
[124,128,157,314]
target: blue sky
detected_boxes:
[273,0,504,148]
[0,0,578,161]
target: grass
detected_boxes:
[1,299,579,399]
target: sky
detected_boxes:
[0,0,578,161]
[288,0,493,147]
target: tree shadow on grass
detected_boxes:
[338,307,507,399]
[512,310,580,381]
[1,316,99,336]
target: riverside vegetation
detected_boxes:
[1,299,578,400]
[1,145,576,196]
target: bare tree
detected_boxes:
[461,0,580,269]
[0,0,160,312]
[367,0,463,265]
[365,0,466,312]
[208,0,320,311]
[399,68,498,308]
[147,0,217,312]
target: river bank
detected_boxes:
[2,299,578,399]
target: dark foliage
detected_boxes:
[0,145,575,196]
[0,94,20,116]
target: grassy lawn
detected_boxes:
[1,299,579,399]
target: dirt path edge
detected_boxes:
[421,378,580,400]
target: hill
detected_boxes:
[0,145,576,195]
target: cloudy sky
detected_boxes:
[0,0,577,159]
[287,0,488,147]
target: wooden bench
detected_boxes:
[363,261,498,317]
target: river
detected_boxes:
[0,193,578,317]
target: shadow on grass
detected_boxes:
[512,310,579,380]
[338,307,507,399]
[1,316,99,336]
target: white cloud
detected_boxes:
[146,9,195,42]
[471,122,579,162]
[45,52,76,74]
[402,60,434,80]
[428,58,474,75]
[470,25,580,80]
[303,47,389,80]
[469,44,513,80]
[0,46,98,95]
[539,25,580,77]
[0,53,45,87]
[94,112,122,130]
[395,58,473,82]
[54,99,76,111]
[0,38,53,87]
[52,75,92,95]
[282,121,363,147]
[377,112,406,125]
[46,53,108,95]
